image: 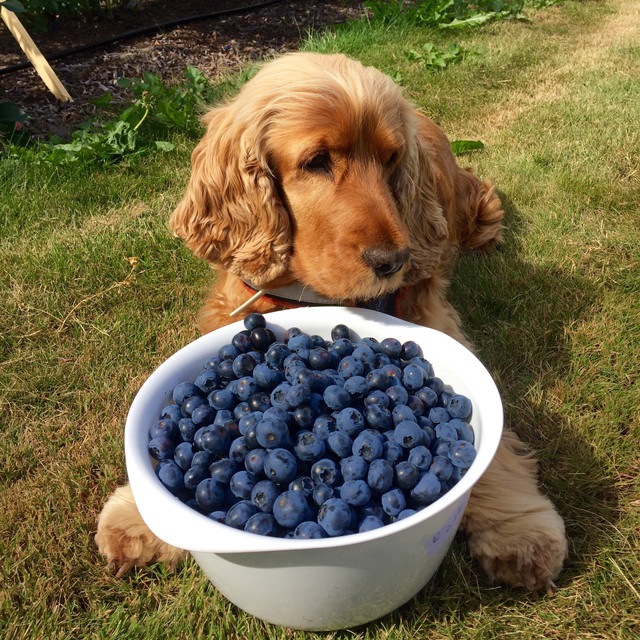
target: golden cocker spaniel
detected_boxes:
[96,52,567,591]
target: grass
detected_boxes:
[1,0,639,638]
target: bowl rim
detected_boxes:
[125,306,503,554]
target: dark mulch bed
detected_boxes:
[0,0,363,138]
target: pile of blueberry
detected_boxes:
[148,313,477,539]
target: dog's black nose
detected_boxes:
[363,246,410,278]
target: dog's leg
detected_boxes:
[95,485,187,576]
[461,430,568,591]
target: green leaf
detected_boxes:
[440,12,496,29]
[154,141,174,152]
[91,93,113,109]
[451,140,485,155]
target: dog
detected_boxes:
[96,52,567,591]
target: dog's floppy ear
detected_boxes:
[390,111,451,284]
[169,100,292,286]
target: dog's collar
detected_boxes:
[230,279,407,318]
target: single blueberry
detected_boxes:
[195,478,226,511]
[381,487,406,516]
[367,459,394,493]
[225,500,258,529]
[243,312,266,331]
[250,479,281,512]
[317,497,352,537]
[244,512,278,536]
[156,460,184,494]
[272,490,309,529]
[293,521,327,539]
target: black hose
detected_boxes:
[0,0,287,77]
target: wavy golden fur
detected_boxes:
[96,53,567,591]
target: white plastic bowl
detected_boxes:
[125,307,503,630]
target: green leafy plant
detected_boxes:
[2,66,213,166]
[404,42,471,70]
[450,139,485,155]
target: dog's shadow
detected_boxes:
[362,192,618,628]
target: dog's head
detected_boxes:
[169,52,450,301]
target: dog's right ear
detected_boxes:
[169,103,293,286]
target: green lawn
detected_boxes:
[1,1,639,638]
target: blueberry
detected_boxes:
[270,382,292,409]
[288,475,314,495]
[331,324,351,340]
[228,435,250,464]
[256,416,289,449]
[380,337,403,359]
[232,331,253,354]
[312,414,336,441]
[424,376,445,395]
[250,479,281,512]
[326,431,353,459]
[244,449,267,476]
[263,448,298,485]
[209,458,239,484]
[208,388,235,411]
[252,363,283,390]
[285,382,311,408]
[272,490,309,529]
[317,498,352,536]
[393,420,424,449]
[172,381,202,406]
[364,403,393,430]
[397,508,417,520]
[312,482,334,506]
[410,471,441,505]
[310,458,341,486]
[337,356,364,379]
[352,429,384,461]
[287,332,313,355]
[229,470,257,500]
[247,391,271,413]
[195,478,226,511]
[429,455,454,482]
[366,368,390,391]
[234,375,258,401]
[383,440,405,466]
[435,422,458,441]
[200,424,232,456]
[218,344,240,361]
[293,521,327,538]
[381,487,406,516]
[207,510,227,523]
[249,327,273,352]
[191,403,216,427]
[308,347,332,370]
[149,418,179,441]
[243,312,266,331]
[340,480,372,507]
[381,363,403,386]
[323,384,351,411]
[335,407,365,437]
[216,359,236,380]
[386,384,409,407]
[450,418,475,444]
[394,461,420,490]
[400,340,423,360]
[367,459,394,493]
[232,355,256,379]
[226,500,258,529]
[148,436,175,461]
[447,394,473,420]
[340,455,369,481]
[183,464,208,490]
[448,440,477,468]
[160,404,183,423]
[190,451,213,469]
[293,430,325,463]
[173,442,194,470]
[428,406,451,424]
[364,390,390,409]
[292,404,317,428]
[407,445,433,471]
[156,460,184,494]
[343,375,369,399]
[330,338,354,358]
[358,515,385,532]
[352,345,376,366]
[392,404,417,425]
[416,385,438,409]
[265,342,291,367]
[244,512,278,536]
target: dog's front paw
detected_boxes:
[466,507,568,593]
[95,485,186,577]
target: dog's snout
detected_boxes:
[362,246,410,279]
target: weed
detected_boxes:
[404,42,471,70]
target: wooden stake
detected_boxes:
[1,7,73,102]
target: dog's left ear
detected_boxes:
[169,101,292,286]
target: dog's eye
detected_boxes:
[385,151,400,168]
[303,150,331,174]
